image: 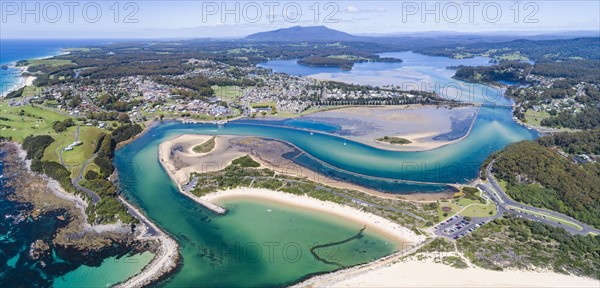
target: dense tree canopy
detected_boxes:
[491,133,600,227]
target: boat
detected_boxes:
[267,209,272,212]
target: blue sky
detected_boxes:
[1,1,599,38]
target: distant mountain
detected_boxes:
[245,26,358,42]
[244,26,599,46]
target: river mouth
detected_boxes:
[115,137,399,287]
[112,51,537,287]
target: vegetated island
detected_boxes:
[298,55,402,70]
[376,136,412,145]
[192,136,216,153]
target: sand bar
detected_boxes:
[158,134,455,202]
[158,134,237,213]
[301,105,479,151]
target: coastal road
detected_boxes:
[480,160,599,236]
[71,153,101,204]
[118,196,159,237]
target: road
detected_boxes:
[56,125,101,204]
[480,160,599,236]
[71,153,101,204]
[434,215,496,239]
[118,196,159,237]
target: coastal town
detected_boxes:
[1,19,599,288]
[6,58,440,131]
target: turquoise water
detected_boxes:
[130,106,533,186]
[114,138,397,287]
[2,42,538,286]
[53,252,155,288]
[113,51,537,286]
[1,40,155,287]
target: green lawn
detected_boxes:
[19,59,74,68]
[437,190,492,220]
[42,126,104,176]
[0,102,68,142]
[250,101,276,108]
[212,85,244,102]
[495,52,529,61]
[459,202,496,218]
[523,109,551,126]
[496,178,508,192]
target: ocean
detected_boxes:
[0,39,115,95]
[0,39,155,287]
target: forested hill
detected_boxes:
[490,130,600,227]
[419,37,600,61]
[246,25,357,42]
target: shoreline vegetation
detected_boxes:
[297,55,403,71]
[0,142,178,286]
[192,136,216,153]
[156,132,600,286]
[3,37,597,287]
[0,52,182,286]
[375,136,412,145]
[158,133,454,202]
[0,141,181,288]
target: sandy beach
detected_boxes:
[158,134,453,202]
[204,188,426,245]
[329,257,599,287]
[1,65,36,97]
[298,105,478,151]
[158,134,237,213]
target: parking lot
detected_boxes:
[434,215,490,240]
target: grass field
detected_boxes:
[250,101,276,108]
[20,86,43,97]
[212,85,244,102]
[459,201,496,217]
[19,59,74,68]
[523,109,551,126]
[437,190,495,219]
[0,102,69,142]
[495,52,529,61]
[43,126,104,177]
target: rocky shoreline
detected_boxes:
[0,141,180,286]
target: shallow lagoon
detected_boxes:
[115,136,397,287]
[111,51,537,286]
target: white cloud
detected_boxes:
[345,6,386,13]
[346,6,360,13]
